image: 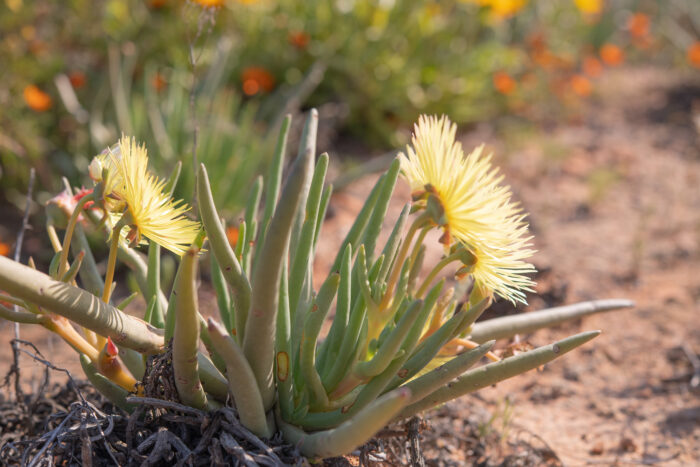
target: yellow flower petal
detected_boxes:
[101,137,200,255]
[400,115,535,304]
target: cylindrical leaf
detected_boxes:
[397,331,601,419]
[208,319,271,438]
[469,300,633,342]
[197,164,252,340]
[402,341,495,404]
[278,387,411,458]
[173,247,208,410]
[244,145,314,410]
[80,354,135,413]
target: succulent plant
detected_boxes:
[0,109,633,459]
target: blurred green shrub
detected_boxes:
[2,0,698,206]
[227,1,522,145]
[0,0,270,215]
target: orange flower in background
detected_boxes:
[0,241,10,257]
[149,0,168,8]
[583,56,603,78]
[600,44,624,66]
[23,85,52,112]
[532,48,552,69]
[226,226,239,248]
[574,0,603,15]
[529,36,571,71]
[288,31,310,49]
[151,73,167,92]
[547,76,568,98]
[69,71,86,89]
[570,75,593,97]
[493,72,516,95]
[687,42,700,68]
[241,67,275,96]
[628,13,650,38]
[527,32,546,52]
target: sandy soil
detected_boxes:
[1,66,699,465]
[319,66,700,465]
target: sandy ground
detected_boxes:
[1,66,699,465]
[318,66,700,465]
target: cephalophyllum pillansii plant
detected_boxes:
[0,110,633,458]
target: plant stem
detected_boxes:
[45,315,99,362]
[58,194,93,278]
[380,213,430,311]
[102,226,124,305]
[407,227,429,274]
[46,222,62,252]
[415,251,461,299]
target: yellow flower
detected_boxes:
[489,0,527,17]
[460,0,528,18]
[399,115,535,304]
[101,137,200,256]
[574,0,603,15]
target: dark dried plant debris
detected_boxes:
[0,340,305,466]
[0,341,565,466]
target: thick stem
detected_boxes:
[0,255,164,354]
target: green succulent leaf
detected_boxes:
[278,387,411,459]
[208,318,271,438]
[172,246,208,410]
[469,299,634,343]
[80,354,135,413]
[397,331,601,419]
[197,164,252,341]
[259,114,291,255]
[300,273,340,408]
[245,142,314,411]
[402,340,496,405]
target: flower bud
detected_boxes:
[88,158,103,182]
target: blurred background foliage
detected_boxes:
[1,0,699,215]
